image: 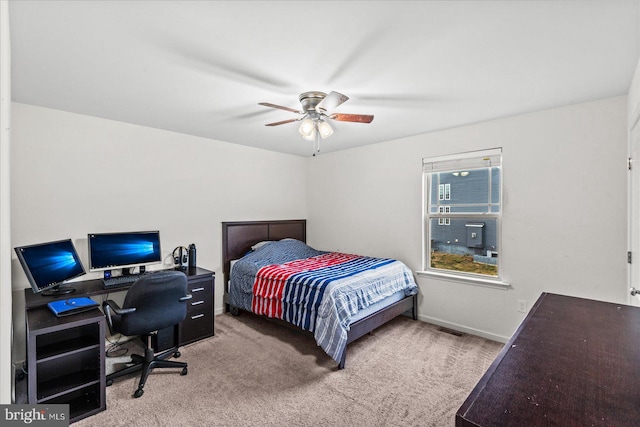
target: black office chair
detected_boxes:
[103,270,192,398]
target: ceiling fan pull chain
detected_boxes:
[314,124,320,156]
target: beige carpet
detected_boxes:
[76,312,503,427]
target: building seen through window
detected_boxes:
[423,149,502,278]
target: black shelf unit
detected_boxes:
[26,307,106,423]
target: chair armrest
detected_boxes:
[103,300,136,332]
[103,300,137,315]
[179,294,193,302]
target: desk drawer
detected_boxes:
[186,289,212,314]
[180,273,214,345]
[180,302,213,345]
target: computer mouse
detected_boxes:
[66,300,77,306]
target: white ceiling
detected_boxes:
[8,1,640,157]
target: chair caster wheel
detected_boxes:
[106,379,113,387]
[181,367,188,376]
[174,351,181,358]
[134,388,144,398]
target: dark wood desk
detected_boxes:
[24,266,213,308]
[457,292,640,427]
[25,266,215,345]
[24,266,215,422]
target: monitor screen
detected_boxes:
[88,231,162,271]
[15,239,86,294]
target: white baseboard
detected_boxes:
[417,314,510,344]
[212,306,510,343]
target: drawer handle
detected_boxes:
[191,287,205,292]
[191,314,205,320]
[191,301,204,306]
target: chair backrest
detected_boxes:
[117,270,189,336]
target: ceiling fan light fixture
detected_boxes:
[299,118,315,138]
[260,91,373,152]
[317,120,333,139]
[302,129,316,141]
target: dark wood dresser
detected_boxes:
[456,292,640,426]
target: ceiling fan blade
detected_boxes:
[265,118,301,126]
[316,91,349,113]
[258,102,301,114]
[330,113,374,123]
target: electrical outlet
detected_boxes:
[517,299,527,313]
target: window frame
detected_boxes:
[419,148,509,288]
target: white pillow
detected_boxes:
[251,241,272,251]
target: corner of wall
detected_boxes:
[0,0,13,404]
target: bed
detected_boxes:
[222,219,419,369]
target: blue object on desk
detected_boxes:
[47,297,99,317]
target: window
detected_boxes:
[438,206,450,226]
[422,148,502,281]
[438,184,451,201]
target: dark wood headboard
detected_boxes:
[221,220,306,292]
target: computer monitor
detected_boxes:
[14,238,85,295]
[88,230,162,273]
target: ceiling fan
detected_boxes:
[259,91,374,155]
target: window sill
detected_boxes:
[416,270,511,289]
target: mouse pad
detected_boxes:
[47,297,99,317]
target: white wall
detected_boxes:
[8,96,629,361]
[307,96,628,342]
[10,103,307,360]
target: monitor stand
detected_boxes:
[41,285,76,296]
